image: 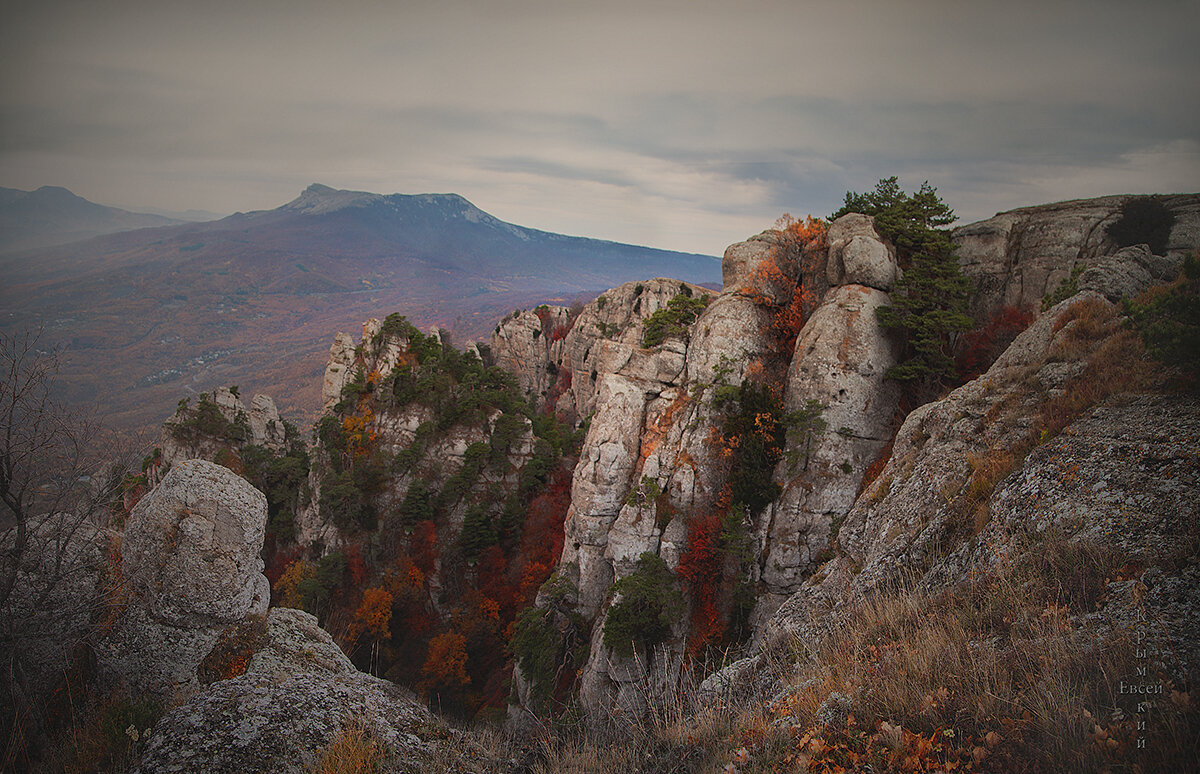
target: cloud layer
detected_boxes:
[2,0,1197,254]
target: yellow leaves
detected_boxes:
[342,409,377,458]
[275,559,315,608]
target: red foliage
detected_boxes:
[956,305,1035,381]
[476,546,518,619]
[344,543,368,586]
[542,369,573,415]
[677,512,727,655]
[411,520,438,576]
[858,436,895,496]
[264,545,303,593]
[549,324,569,342]
[512,468,572,604]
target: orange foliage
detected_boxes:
[345,586,393,648]
[274,559,315,608]
[342,409,377,459]
[420,632,471,694]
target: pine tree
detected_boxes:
[834,177,973,387]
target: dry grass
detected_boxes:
[721,548,1196,773]
[309,720,383,774]
[511,530,1196,773]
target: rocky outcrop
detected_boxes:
[490,305,573,401]
[160,385,286,474]
[135,608,481,773]
[759,285,1199,669]
[952,193,1200,323]
[825,213,900,291]
[321,332,357,412]
[492,278,714,424]
[1077,244,1184,302]
[756,284,901,615]
[99,459,270,694]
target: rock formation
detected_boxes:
[952,193,1200,323]
[160,385,287,477]
[504,196,1200,722]
[99,459,271,694]
[134,608,480,773]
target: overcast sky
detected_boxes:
[2,0,1197,255]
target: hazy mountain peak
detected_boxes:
[0,184,182,252]
[284,183,381,215]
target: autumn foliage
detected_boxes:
[955,305,1034,381]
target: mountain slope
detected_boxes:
[0,184,720,435]
[0,185,185,252]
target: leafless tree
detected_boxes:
[1,328,138,767]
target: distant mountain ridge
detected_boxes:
[0,184,721,435]
[0,185,185,252]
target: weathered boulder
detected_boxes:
[825,213,899,291]
[723,231,802,304]
[99,459,269,694]
[247,393,287,448]
[135,608,482,773]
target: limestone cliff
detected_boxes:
[953,193,1200,323]
[504,196,1200,722]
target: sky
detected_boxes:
[2,0,1198,256]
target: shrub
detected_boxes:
[169,392,250,444]
[320,470,366,530]
[1124,254,1199,380]
[1107,195,1176,255]
[311,719,383,774]
[603,552,684,657]
[642,293,712,348]
[1042,263,1086,311]
[510,605,560,710]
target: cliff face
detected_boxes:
[501,196,1199,722]
[953,193,1200,323]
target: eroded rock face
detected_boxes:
[1078,244,1183,303]
[135,608,481,774]
[952,193,1200,323]
[757,284,901,614]
[100,459,269,694]
[490,306,572,400]
[825,214,899,291]
[492,277,712,424]
[759,289,1200,677]
[321,332,357,411]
